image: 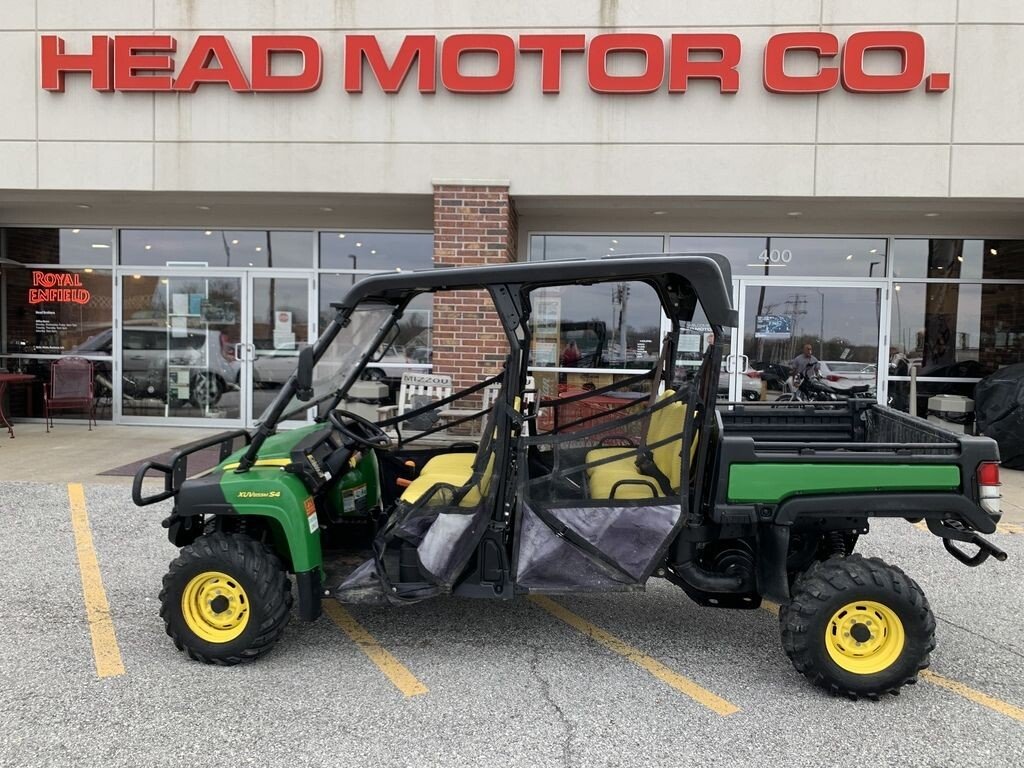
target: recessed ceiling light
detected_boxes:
[248,262,254,267]
[91,243,110,249]
[651,211,667,216]
[132,274,141,279]
[231,239,239,245]
[160,278,168,285]
[786,211,802,217]
[957,255,964,262]
[144,244,152,250]
[196,205,211,211]
[894,284,901,291]
[611,239,619,244]
[204,230,212,236]
[609,247,616,252]
[83,268,94,273]
[845,254,853,260]
[869,249,878,254]
[75,204,91,210]
[924,212,940,217]
[990,248,998,256]
[255,246,262,252]
[355,242,363,247]
[370,249,376,254]
[337,233,346,239]
[71,228,81,234]
[320,207,333,212]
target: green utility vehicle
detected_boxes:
[134,254,1006,698]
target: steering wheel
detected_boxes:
[328,409,394,450]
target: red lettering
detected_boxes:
[173,35,251,92]
[763,32,839,94]
[842,31,925,93]
[441,34,516,94]
[518,34,586,93]
[345,35,436,93]
[250,35,322,92]
[40,35,113,92]
[588,33,665,94]
[668,34,741,93]
[113,35,176,91]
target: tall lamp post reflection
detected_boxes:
[349,254,357,285]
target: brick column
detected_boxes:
[431,182,518,390]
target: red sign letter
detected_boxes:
[842,31,925,93]
[173,35,251,92]
[345,35,437,93]
[441,34,516,94]
[763,32,839,94]
[518,34,586,93]
[41,35,113,92]
[113,35,176,91]
[251,35,322,92]
[668,34,741,93]
[588,34,665,94]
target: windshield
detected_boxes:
[267,305,395,422]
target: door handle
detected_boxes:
[233,343,244,362]
[725,355,737,374]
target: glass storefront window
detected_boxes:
[319,232,432,271]
[120,230,314,268]
[893,239,1024,280]
[890,282,1024,378]
[3,267,113,356]
[671,235,887,278]
[3,227,114,267]
[529,234,665,261]
[527,280,662,374]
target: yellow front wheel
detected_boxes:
[781,554,935,699]
[161,533,293,665]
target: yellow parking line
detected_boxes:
[997,522,1024,535]
[67,483,125,678]
[762,600,780,617]
[920,670,1024,722]
[323,602,428,698]
[529,595,739,716]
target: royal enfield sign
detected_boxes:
[28,271,92,305]
[40,31,950,96]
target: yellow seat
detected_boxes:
[420,452,476,475]
[400,453,496,507]
[587,390,693,500]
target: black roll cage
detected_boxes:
[236,253,737,474]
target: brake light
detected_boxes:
[977,461,1001,516]
[826,374,841,382]
[744,371,761,379]
[978,462,1000,487]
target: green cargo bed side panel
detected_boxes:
[728,463,961,504]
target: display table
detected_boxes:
[0,373,35,438]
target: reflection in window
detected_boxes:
[893,239,1024,280]
[890,282,1024,379]
[763,237,887,279]
[528,281,662,374]
[319,232,432,271]
[3,228,114,266]
[119,230,313,268]
[529,234,665,261]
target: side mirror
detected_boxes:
[296,346,314,402]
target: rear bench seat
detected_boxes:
[585,391,690,500]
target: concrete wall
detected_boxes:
[1,1,1023,199]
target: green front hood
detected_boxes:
[219,423,325,470]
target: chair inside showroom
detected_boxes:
[44,356,97,432]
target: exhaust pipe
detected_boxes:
[669,540,744,593]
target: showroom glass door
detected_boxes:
[119,271,246,425]
[244,274,315,426]
[727,280,886,403]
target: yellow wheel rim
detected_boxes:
[825,600,905,675]
[181,571,250,644]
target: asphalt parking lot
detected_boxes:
[1,480,1022,768]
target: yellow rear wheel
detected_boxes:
[181,571,250,644]
[824,600,905,675]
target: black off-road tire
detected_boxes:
[160,533,293,665]
[780,554,936,699]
